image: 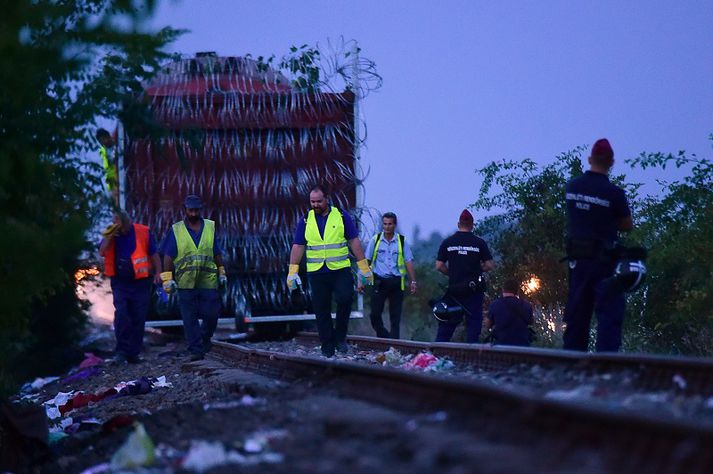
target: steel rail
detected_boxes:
[295,333,713,393]
[209,340,713,472]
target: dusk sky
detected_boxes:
[149,0,713,238]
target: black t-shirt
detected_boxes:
[488,296,534,346]
[565,171,630,244]
[437,231,493,286]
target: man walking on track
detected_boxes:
[364,212,417,339]
[160,195,228,361]
[287,184,373,357]
[435,209,495,343]
[99,210,162,363]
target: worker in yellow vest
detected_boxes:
[287,184,373,357]
[160,195,227,361]
[364,212,417,339]
[96,128,118,204]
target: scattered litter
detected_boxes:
[102,414,136,433]
[152,375,173,388]
[61,367,100,384]
[78,352,104,369]
[544,385,596,401]
[21,376,60,394]
[622,392,669,406]
[48,431,68,445]
[375,347,404,365]
[110,422,155,470]
[181,440,246,471]
[203,395,261,411]
[673,374,687,390]
[402,352,455,372]
[79,462,110,474]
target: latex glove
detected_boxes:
[286,264,302,291]
[160,271,177,294]
[218,266,228,287]
[101,223,120,238]
[356,259,374,286]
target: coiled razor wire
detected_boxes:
[124,43,380,316]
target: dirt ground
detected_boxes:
[17,326,620,473]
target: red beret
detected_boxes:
[459,209,474,225]
[591,138,614,160]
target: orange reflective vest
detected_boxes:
[102,224,151,279]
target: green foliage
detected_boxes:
[472,148,585,306]
[0,0,179,395]
[626,146,713,355]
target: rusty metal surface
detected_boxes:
[295,333,713,393]
[210,340,713,472]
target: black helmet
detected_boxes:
[613,259,647,293]
[431,299,464,323]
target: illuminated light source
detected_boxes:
[522,276,541,295]
[74,266,100,284]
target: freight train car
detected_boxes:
[117,52,364,331]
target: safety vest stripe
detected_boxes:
[306,242,347,251]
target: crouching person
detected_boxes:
[485,279,534,347]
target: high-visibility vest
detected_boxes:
[173,219,218,289]
[102,224,151,279]
[371,233,407,290]
[100,145,117,191]
[304,208,350,272]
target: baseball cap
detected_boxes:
[184,195,203,209]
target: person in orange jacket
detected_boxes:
[99,210,162,363]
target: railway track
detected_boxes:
[295,333,713,394]
[209,336,713,472]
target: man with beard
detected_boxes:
[161,195,227,361]
[287,184,372,357]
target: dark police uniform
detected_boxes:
[563,170,631,351]
[488,296,534,346]
[436,231,492,342]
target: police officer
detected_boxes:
[435,209,495,343]
[485,279,534,347]
[160,195,227,361]
[287,185,372,357]
[563,138,633,352]
[99,210,162,363]
[364,212,417,339]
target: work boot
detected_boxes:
[188,352,205,362]
[321,343,335,358]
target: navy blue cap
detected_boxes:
[184,195,203,209]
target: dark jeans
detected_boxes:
[308,268,354,349]
[435,292,484,343]
[369,276,404,339]
[563,259,625,352]
[111,278,151,358]
[178,288,221,355]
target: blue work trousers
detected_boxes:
[436,292,485,343]
[308,268,354,350]
[370,276,404,339]
[111,278,151,358]
[178,288,221,355]
[563,259,625,352]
